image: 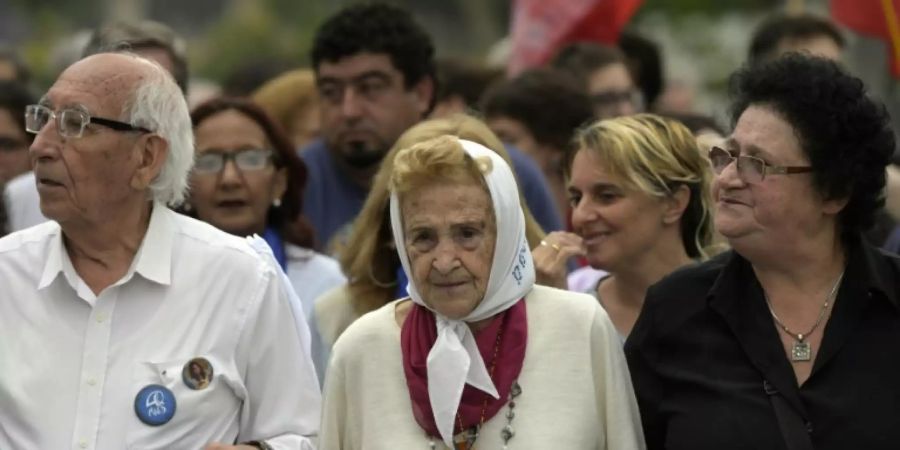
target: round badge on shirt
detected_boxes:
[134,384,176,426]
[182,357,213,390]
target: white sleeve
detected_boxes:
[5,172,49,232]
[236,237,321,449]
[318,336,349,450]
[308,308,330,387]
[246,236,314,360]
[592,305,647,450]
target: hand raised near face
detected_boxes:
[532,231,585,290]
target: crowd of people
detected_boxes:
[1,3,898,450]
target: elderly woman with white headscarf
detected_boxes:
[319,136,644,450]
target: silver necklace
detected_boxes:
[427,381,521,449]
[763,270,844,362]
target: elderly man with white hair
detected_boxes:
[0,53,319,449]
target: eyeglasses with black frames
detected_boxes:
[708,146,812,183]
[25,104,151,139]
[193,149,275,175]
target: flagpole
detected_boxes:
[882,0,900,76]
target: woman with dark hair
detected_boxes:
[626,54,900,449]
[188,97,345,316]
[0,80,36,185]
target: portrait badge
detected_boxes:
[182,357,214,390]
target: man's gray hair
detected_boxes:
[123,57,194,206]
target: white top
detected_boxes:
[284,243,346,320]
[0,203,320,450]
[567,266,608,293]
[319,284,646,450]
[3,171,48,232]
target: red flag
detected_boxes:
[507,0,643,76]
[831,0,900,78]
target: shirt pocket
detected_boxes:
[126,355,243,450]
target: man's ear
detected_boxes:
[131,134,169,192]
[662,184,691,225]
[410,76,436,118]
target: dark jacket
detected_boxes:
[625,237,900,450]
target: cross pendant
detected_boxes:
[454,428,478,450]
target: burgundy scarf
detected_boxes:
[401,299,527,438]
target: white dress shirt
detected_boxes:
[283,243,346,320]
[2,171,48,232]
[0,203,320,450]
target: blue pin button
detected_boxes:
[134,384,176,426]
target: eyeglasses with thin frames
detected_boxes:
[708,146,812,183]
[590,89,644,110]
[24,104,151,139]
[193,149,276,175]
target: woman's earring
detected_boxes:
[272,198,282,208]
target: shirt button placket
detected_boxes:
[71,290,118,450]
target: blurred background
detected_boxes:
[0,0,896,123]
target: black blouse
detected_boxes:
[625,238,900,450]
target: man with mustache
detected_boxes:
[302,3,563,255]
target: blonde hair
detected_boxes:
[341,114,545,315]
[251,69,317,136]
[569,113,715,259]
[390,135,492,195]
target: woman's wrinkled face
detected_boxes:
[191,110,287,237]
[402,180,496,320]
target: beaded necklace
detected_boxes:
[426,320,522,449]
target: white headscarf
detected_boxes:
[389,138,535,447]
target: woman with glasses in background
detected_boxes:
[626,54,900,450]
[1,81,38,234]
[0,81,35,185]
[187,97,345,318]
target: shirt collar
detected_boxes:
[38,223,69,289]
[707,236,900,312]
[36,202,174,290]
[843,235,900,311]
[130,201,174,286]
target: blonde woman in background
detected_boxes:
[565,112,726,293]
[252,68,321,149]
[310,114,546,380]
[533,114,716,339]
